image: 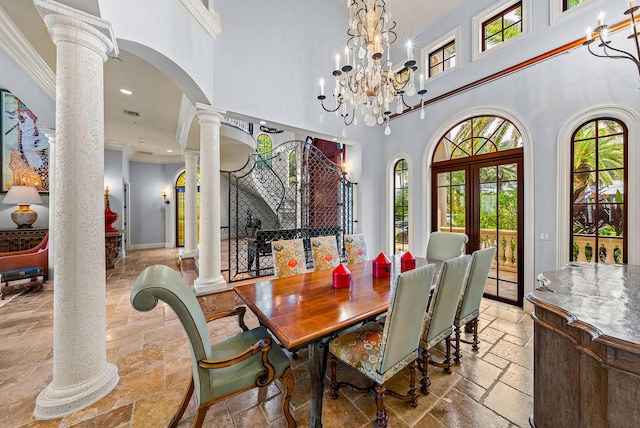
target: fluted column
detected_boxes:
[34,0,118,419]
[193,104,227,294]
[182,150,199,258]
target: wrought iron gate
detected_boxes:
[223,140,354,282]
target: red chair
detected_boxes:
[0,232,49,279]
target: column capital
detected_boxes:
[35,0,118,61]
[182,149,200,161]
[195,103,225,125]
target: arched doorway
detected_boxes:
[431,115,524,305]
[175,170,200,247]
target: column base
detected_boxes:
[34,363,119,420]
[194,274,229,295]
[180,249,199,259]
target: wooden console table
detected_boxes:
[105,230,124,269]
[526,263,640,428]
[0,228,48,253]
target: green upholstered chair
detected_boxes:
[328,264,436,428]
[311,235,340,271]
[344,233,368,264]
[272,238,308,278]
[426,231,468,262]
[419,254,471,395]
[452,247,496,363]
[130,265,296,428]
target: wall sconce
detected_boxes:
[162,191,170,205]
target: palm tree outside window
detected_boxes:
[394,160,409,253]
[482,2,522,51]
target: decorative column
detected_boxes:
[193,104,227,294]
[34,0,119,419]
[182,150,199,259]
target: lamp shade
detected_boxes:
[3,186,43,205]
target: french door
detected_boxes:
[432,149,524,305]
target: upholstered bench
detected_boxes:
[0,266,44,299]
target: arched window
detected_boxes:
[393,159,409,253]
[256,134,272,170]
[289,151,296,186]
[570,118,627,263]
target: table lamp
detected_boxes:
[2,185,43,229]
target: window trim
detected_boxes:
[557,105,640,267]
[420,26,462,83]
[549,0,597,24]
[472,0,531,62]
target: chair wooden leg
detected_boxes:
[454,324,462,364]
[408,360,419,408]
[192,406,208,428]
[420,349,431,395]
[444,336,452,374]
[169,377,194,428]
[472,318,480,351]
[280,366,297,428]
[373,383,388,428]
[329,354,339,399]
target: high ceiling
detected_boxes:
[1,1,466,160]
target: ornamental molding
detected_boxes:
[178,0,222,39]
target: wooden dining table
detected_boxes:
[234,255,438,428]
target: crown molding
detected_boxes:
[104,140,134,160]
[178,0,222,39]
[0,5,56,99]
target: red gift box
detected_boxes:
[372,253,391,278]
[332,263,351,288]
[401,251,416,272]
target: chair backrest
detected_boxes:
[423,255,471,347]
[426,232,468,262]
[378,264,436,373]
[311,236,340,271]
[456,247,496,324]
[272,238,308,278]
[344,233,367,264]
[130,265,213,403]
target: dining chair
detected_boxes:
[344,233,368,264]
[419,254,471,395]
[130,265,296,428]
[310,235,340,271]
[272,238,308,278]
[328,264,436,428]
[426,231,468,261]
[452,246,496,364]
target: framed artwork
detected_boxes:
[1,90,49,192]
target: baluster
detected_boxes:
[584,242,593,263]
[501,237,507,266]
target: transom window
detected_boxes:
[429,40,456,78]
[393,160,409,253]
[563,0,588,11]
[433,116,523,162]
[570,118,627,264]
[482,2,523,51]
[256,134,272,170]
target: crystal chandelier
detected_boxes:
[317,0,427,136]
[583,2,640,80]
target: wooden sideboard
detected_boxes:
[526,263,640,428]
[105,230,124,269]
[0,228,48,253]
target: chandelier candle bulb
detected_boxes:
[598,12,604,27]
[630,1,635,8]
[344,47,350,67]
[585,27,592,41]
[419,74,425,91]
[319,79,325,96]
[406,41,413,61]
[335,53,340,71]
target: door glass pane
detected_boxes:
[435,170,466,232]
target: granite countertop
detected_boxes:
[526,262,640,351]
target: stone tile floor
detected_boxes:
[0,248,533,427]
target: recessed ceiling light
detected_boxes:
[259,121,266,125]
[167,149,173,153]
[120,89,133,95]
[332,138,338,141]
